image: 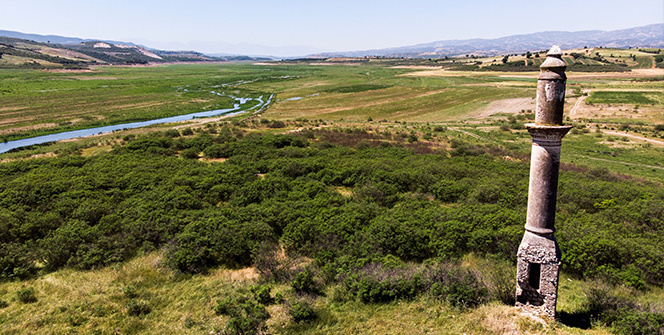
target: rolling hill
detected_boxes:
[0,33,269,69]
[312,24,664,58]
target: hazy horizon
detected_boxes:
[3,0,663,57]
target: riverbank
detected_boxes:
[0,94,272,154]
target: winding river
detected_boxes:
[0,94,273,154]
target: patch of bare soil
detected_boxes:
[569,99,661,122]
[565,68,664,79]
[1,152,57,164]
[201,158,227,163]
[81,146,113,157]
[106,101,170,111]
[211,267,259,282]
[44,69,95,73]
[73,76,118,81]
[0,123,57,135]
[468,98,535,119]
[461,82,534,87]
[308,62,362,66]
[172,111,248,129]
[39,46,99,62]
[0,106,27,112]
[402,69,491,77]
[390,65,442,69]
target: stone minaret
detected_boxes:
[515,46,571,319]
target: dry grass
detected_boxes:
[0,253,258,334]
[0,252,639,335]
[335,186,354,198]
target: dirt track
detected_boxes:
[569,94,588,118]
[602,130,664,147]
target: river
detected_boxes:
[0,94,273,154]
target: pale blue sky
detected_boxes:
[2,0,662,56]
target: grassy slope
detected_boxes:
[0,253,625,335]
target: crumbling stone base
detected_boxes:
[515,231,560,319]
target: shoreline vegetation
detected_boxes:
[1,48,663,334]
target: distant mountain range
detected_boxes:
[0,32,270,68]
[0,30,139,46]
[310,24,664,58]
[1,24,663,63]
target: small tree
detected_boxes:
[501,55,509,64]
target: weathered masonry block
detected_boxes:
[515,46,571,319]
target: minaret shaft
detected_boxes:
[515,46,571,319]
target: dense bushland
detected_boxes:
[0,127,662,291]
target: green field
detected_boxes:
[1,54,664,334]
[0,65,281,140]
[2,47,663,141]
[587,91,662,105]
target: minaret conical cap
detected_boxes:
[539,45,566,80]
[546,45,562,57]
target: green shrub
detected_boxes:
[126,299,151,316]
[125,137,173,152]
[268,120,286,128]
[251,285,273,305]
[583,286,664,333]
[180,147,200,159]
[164,129,181,138]
[122,285,138,299]
[612,309,664,335]
[355,141,371,150]
[213,295,270,335]
[339,263,422,303]
[289,301,317,323]
[274,292,285,303]
[356,275,421,303]
[165,218,273,274]
[0,243,37,280]
[253,242,299,283]
[184,317,197,329]
[0,300,8,308]
[17,286,37,303]
[203,143,232,158]
[429,268,487,308]
[292,270,320,295]
[433,125,447,132]
[213,296,238,316]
